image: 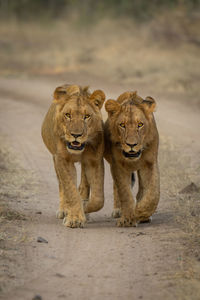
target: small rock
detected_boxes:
[191,211,196,217]
[55,273,65,278]
[32,295,42,300]
[136,232,146,236]
[128,233,135,237]
[36,211,42,214]
[37,237,48,243]
[179,182,199,194]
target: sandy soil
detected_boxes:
[0,75,199,300]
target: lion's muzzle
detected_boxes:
[122,150,142,159]
[66,141,85,152]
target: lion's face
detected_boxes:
[54,85,105,155]
[115,105,149,159]
[105,91,156,160]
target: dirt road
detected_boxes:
[0,77,200,300]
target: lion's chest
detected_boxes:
[119,158,142,172]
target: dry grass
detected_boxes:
[0,208,26,221]
[176,192,200,259]
[0,139,34,222]
[0,135,31,222]
[0,136,38,292]
[159,133,200,285]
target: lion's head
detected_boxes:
[105,91,157,160]
[54,84,105,154]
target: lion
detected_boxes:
[104,91,160,227]
[41,84,105,228]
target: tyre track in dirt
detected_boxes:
[0,77,199,300]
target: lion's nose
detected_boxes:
[126,143,137,148]
[71,133,82,138]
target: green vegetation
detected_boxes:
[0,0,199,21]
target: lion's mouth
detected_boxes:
[123,150,141,158]
[66,141,85,151]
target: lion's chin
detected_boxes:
[122,150,142,159]
[66,141,85,154]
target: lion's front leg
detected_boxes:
[111,164,137,227]
[54,155,86,228]
[135,163,160,223]
[111,183,121,218]
[83,159,104,214]
[136,170,144,204]
[53,156,67,219]
[56,181,67,219]
[78,163,90,210]
[112,174,135,218]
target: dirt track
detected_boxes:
[0,76,200,300]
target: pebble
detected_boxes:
[136,232,146,236]
[55,273,65,278]
[179,182,199,194]
[37,236,48,243]
[32,295,42,300]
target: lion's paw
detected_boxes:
[111,208,121,218]
[56,210,67,219]
[63,214,86,228]
[117,215,138,227]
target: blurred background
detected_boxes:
[0,0,200,104]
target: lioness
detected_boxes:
[104,91,160,227]
[41,84,105,228]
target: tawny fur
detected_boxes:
[104,91,160,227]
[41,84,105,228]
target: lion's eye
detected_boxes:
[84,114,90,120]
[138,122,143,128]
[119,123,125,128]
[65,113,71,119]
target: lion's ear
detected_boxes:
[142,96,156,113]
[90,90,105,109]
[105,99,120,116]
[53,84,81,102]
[53,86,68,102]
[117,91,138,104]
